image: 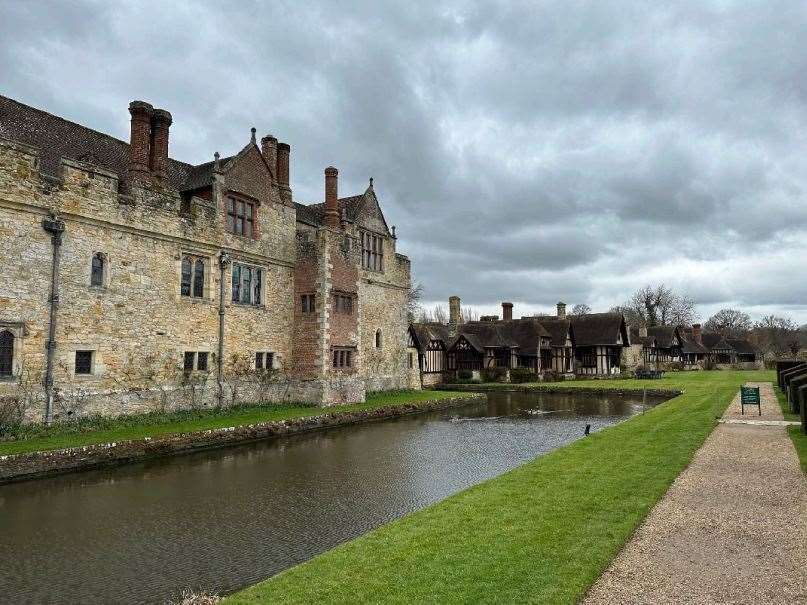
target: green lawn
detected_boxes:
[226,370,772,605]
[0,390,467,457]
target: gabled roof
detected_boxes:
[570,313,629,346]
[409,323,451,353]
[701,332,730,351]
[0,94,197,190]
[646,325,679,349]
[300,184,392,234]
[725,338,758,355]
[535,318,573,348]
[679,330,709,355]
[454,319,551,356]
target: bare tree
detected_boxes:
[570,303,591,316]
[624,284,696,327]
[750,315,799,357]
[703,308,752,338]
[462,305,480,322]
[432,304,448,324]
[406,282,423,323]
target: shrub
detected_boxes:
[457,369,473,381]
[510,368,538,383]
[481,367,508,383]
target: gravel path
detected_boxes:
[583,382,807,604]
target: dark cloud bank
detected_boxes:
[3,1,807,321]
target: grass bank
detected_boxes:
[226,370,772,605]
[772,385,807,475]
[0,390,465,457]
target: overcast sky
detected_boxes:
[3,1,807,323]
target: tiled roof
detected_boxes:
[0,95,196,190]
[409,323,451,353]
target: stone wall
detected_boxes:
[0,124,412,422]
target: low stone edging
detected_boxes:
[436,384,682,398]
[0,394,485,484]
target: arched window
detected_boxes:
[0,330,13,377]
[193,259,205,298]
[375,329,382,349]
[90,253,105,287]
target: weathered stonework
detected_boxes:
[0,97,412,421]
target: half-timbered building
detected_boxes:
[570,313,630,375]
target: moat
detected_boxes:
[0,390,667,604]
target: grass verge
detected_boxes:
[787,426,807,476]
[773,385,800,421]
[226,370,771,605]
[0,390,466,457]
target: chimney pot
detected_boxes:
[276,142,290,188]
[557,301,567,320]
[502,302,513,321]
[324,166,340,229]
[261,135,278,180]
[149,108,172,181]
[128,101,154,182]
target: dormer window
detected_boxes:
[226,196,255,238]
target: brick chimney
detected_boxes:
[557,301,567,320]
[692,323,702,345]
[149,108,172,181]
[324,166,340,229]
[261,135,278,180]
[502,302,513,321]
[128,101,154,182]
[276,142,290,187]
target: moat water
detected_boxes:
[0,390,667,604]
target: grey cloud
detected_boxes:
[2,1,807,322]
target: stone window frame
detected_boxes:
[360,230,385,273]
[230,261,266,307]
[65,344,104,380]
[375,328,383,349]
[332,347,355,369]
[300,293,316,314]
[182,349,212,373]
[225,191,261,240]
[88,251,110,289]
[0,321,26,381]
[255,351,275,370]
[178,250,214,302]
[333,291,355,315]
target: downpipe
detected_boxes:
[217,250,230,407]
[42,214,65,425]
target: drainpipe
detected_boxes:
[42,214,65,425]
[217,250,230,407]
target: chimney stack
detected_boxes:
[557,301,567,320]
[639,324,648,338]
[449,296,462,330]
[261,135,278,180]
[149,108,172,181]
[128,101,154,182]
[692,323,702,345]
[324,166,340,229]
[276,142,290,187]
[502,302,513,321]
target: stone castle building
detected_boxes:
[0,95,415,422]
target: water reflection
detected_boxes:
[0,390,665,604]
